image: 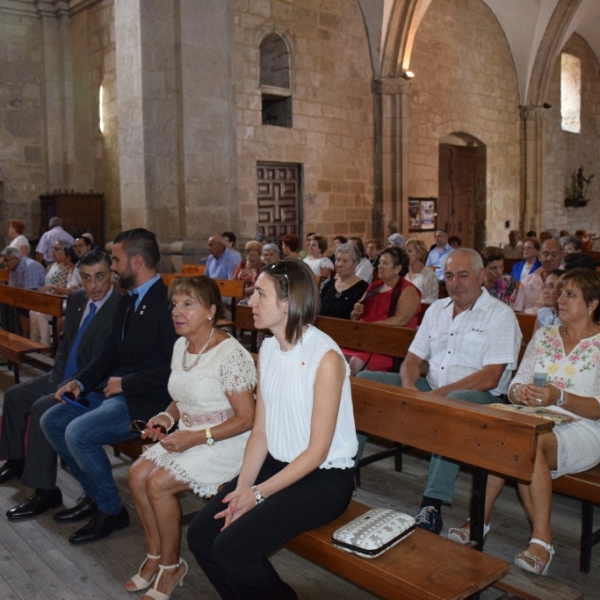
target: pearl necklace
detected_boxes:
[561,324,600,342]
[182,328,215,371]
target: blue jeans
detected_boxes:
[356,371,497,503]
[39,391,136,514]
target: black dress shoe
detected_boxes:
[69,506,130,544]
[0,459,25,484]
[53,495,98,523]
[6,488,63,521]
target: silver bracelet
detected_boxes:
[156,411,175,431]
[510,383,522,403]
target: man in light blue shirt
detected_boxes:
[205,234,239,279]
[1,247,46,290]
[425,229,454,281]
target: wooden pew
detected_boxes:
[0,286,65,380]
[286,378,553,600]
[181,264,205,276]
[553,464,600,573]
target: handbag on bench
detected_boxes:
[332,508,416,559]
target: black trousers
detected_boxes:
[187,453,355,600]
[0,374,58,490]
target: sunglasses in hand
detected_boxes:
[129,420,167,439]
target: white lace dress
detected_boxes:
[143,335,256,497]
[511,326,600,478]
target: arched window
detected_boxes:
[561,53,581,134]
[260,33,292,128]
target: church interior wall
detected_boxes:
[543,33,600,237]
[405,0,520,248]
[234,0,375,246]
[0,12,45,242]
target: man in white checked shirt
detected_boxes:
[358,248,522,535]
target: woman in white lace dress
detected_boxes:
[125,276,256,600]
[188,259,358,599]
[449,269,600,577]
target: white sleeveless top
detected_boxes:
[260,325,357,469]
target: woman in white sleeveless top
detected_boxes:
[188,259,358,600]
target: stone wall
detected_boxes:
[234,0,375,248]
[406,0,520,248]
[543,34,600,237]
[0,13,45,244]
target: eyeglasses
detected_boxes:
[130,420,167,438]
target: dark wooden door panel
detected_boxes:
[256,162,301,241]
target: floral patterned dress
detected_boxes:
[487,274,517,306]
[511,325,600,478]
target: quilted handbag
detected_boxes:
[332,508,416,559]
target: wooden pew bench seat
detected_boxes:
[0,330,51,383]
[287,500,509,600]
[553,464,600,573]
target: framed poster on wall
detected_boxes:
[408,197,437,232]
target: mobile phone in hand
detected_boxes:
[533,373,548,387]
[61,392,90,409]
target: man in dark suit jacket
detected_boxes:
[40,228,177,544]
[0,249,121,519]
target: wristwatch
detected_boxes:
[556,389,565,406]
[251,485,265,504]
[205,428,215,446]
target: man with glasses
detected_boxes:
[0,249,121,520]
[70,236,93,288]
[40,228,177,544]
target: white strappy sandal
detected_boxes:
[514,538,555,576]
[125,553,161,592]
[143,559,188,600]
[448,520,490,545]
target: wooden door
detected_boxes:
[256,162,301,241]
[438,145,477,249]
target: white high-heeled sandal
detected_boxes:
[143,559,188,600]
[514,538,555,576]
[448,520,490,545]
[125,553,161,592]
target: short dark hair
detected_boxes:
[333,235,348,245]
[349,237,366,257]
[79,248,111,270]
[310,234,328,254]
[63,245,78,264]
[380,247,409,277]
[263,259,319,345]
[113,228,160,269]
[76,236,93,249]
[562,236,582,251]
[480,246,504,267]
[282,234,300,252]
[556,269,600,321]
[168,275,223,324]
[222,231,236,246]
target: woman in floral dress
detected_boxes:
[480,246,517,306]
[449,268,600,576]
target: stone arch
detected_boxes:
[254,24,295,89]
[526,0,582,107]
[380,0,432,77]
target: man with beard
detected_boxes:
[40,228,177,544]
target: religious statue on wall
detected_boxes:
[565,166,594,208]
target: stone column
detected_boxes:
[372,77,412,240]
[114,0,236,241]
[520,105,546,233]
[38,6,75,190]
[114,0,150,230]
